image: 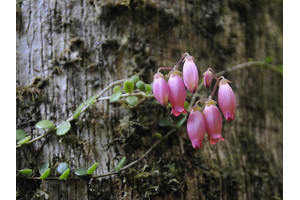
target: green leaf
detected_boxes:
[16,129,27,141]
[59,168,70,180]
[158,117,174,127]
[113,85,121,93]
[56,121,71,136]
[176,115,187,128]
[87,162,98,175]
[184,101,189,111]
[130,75,139,84]
[155,132,162,138]
[265,56,273,63]
[123,80,134,93]
[74,167,88,176]
[126,96,138,106]
[18,168,32,176]
[115,156,126,171]
[56,162,69,175]
[145,84,152,93]
[84,95,98,106]
[17,136,31,145]
[40,168,50,180]
[35,120,55,129]
[73,103,84,119]
[39,163,49,175]
[167,103,172,108]
[136,80,145,91]
[110,91,122,103]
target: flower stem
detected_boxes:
[174,52,188,70]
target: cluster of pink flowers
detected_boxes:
[153,53,236,149]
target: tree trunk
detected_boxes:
[16,0,282,199]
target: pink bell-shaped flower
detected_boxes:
[218,78,236,122]
[153,72,169,107]
[203,69,213,89]
[203,100,225,145]
[183,55,199,93]
[187,106,206,149]
[168,70,187,116]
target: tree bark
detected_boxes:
[16,0,282,199]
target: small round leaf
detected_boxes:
[39,163,49,175]
[74,167,88,176]
[59,168,70,180]
[145,84,152,92]
[184,101,189,111]
[130,75,139,84]
[17,136,31,145]
[126,96,138,106]
[57,162,69,175]
[123,81,134,93]
[56,122,71,136]
[87,162,98,175]
[35,120,55,129]
[18,168,32,177]
[40,168,50,180]
[136,81,145,91]
[113,85,121,93]
[110,91,122,103]
[16,129,27,141]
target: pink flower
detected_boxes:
[203,69,213,89]
[203,101,225,145]
[168,70,187,116]
[153,72,169,107]
[183,55,199,93]
[187,106,206,149]
[218,79,236,121]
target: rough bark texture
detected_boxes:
[16,0,282,199]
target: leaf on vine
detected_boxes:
[158,117,174,127]
[40,168,50,180]
[56,122,71,136]
[87,162,98,175]
[110,91,122,103]
[59,168,70,180]
[84,95,98,106]
[126,96,138,106]
[115,156,126,171]
[17,136,31,145]
[56,162,69,175]
[16,129,27,141]
[35,120,55,129]
[73,103,84,119]
[74,167,88,176]
[18,168,32,177]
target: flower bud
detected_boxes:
[203,100,225,145]
[168,70,187,116]
[187,106,206,149]
[183,55,199,93]
[218,79,236,122]
[203,69,213,89]
[153,72,169,107]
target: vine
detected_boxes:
[17,54,282,181]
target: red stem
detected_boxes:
[174,53,188,70]
[157,67,174,73]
